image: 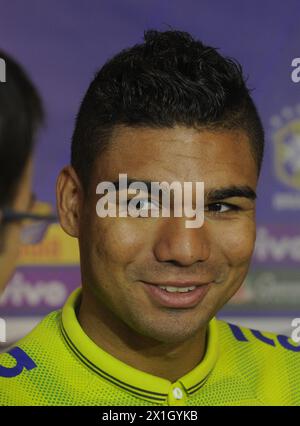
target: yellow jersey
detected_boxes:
[0,288,299,406]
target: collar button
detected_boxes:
[173,387,183,400]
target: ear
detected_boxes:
[56,166,83,238]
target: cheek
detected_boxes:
[211,220,256,266]
[94,219,150,266]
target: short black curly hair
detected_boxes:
[71,29,264,187]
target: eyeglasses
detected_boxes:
[0,201,57,245]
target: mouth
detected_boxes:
[141,280,212,309]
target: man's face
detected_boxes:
[77,126,258,344]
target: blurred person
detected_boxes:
[0,30,299,406]
[0,51,56,293]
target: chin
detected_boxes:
[132,315,208,345]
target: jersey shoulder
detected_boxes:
[214,319,300,405]
[216,318,300,355]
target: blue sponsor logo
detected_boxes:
[0,347,37,378]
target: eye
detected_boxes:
[134,199,151,210]
[127,198,160,214]
[205,203,241,213]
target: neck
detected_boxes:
[78,290,208,382]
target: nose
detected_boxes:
[153,216,211,266]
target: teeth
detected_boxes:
[158,286,196,293]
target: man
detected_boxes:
[0,30,299,406]
[0,51,55,293]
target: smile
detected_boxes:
[141,281,211,309]
[158,285,196,293]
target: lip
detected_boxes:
[146,280,211,288]
[141,281,211,309]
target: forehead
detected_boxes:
[92,125,258,188]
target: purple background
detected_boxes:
[0,267,80,315]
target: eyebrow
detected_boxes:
[111,179,167,200]
[206,186,257,201]
[111,179,256,201]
